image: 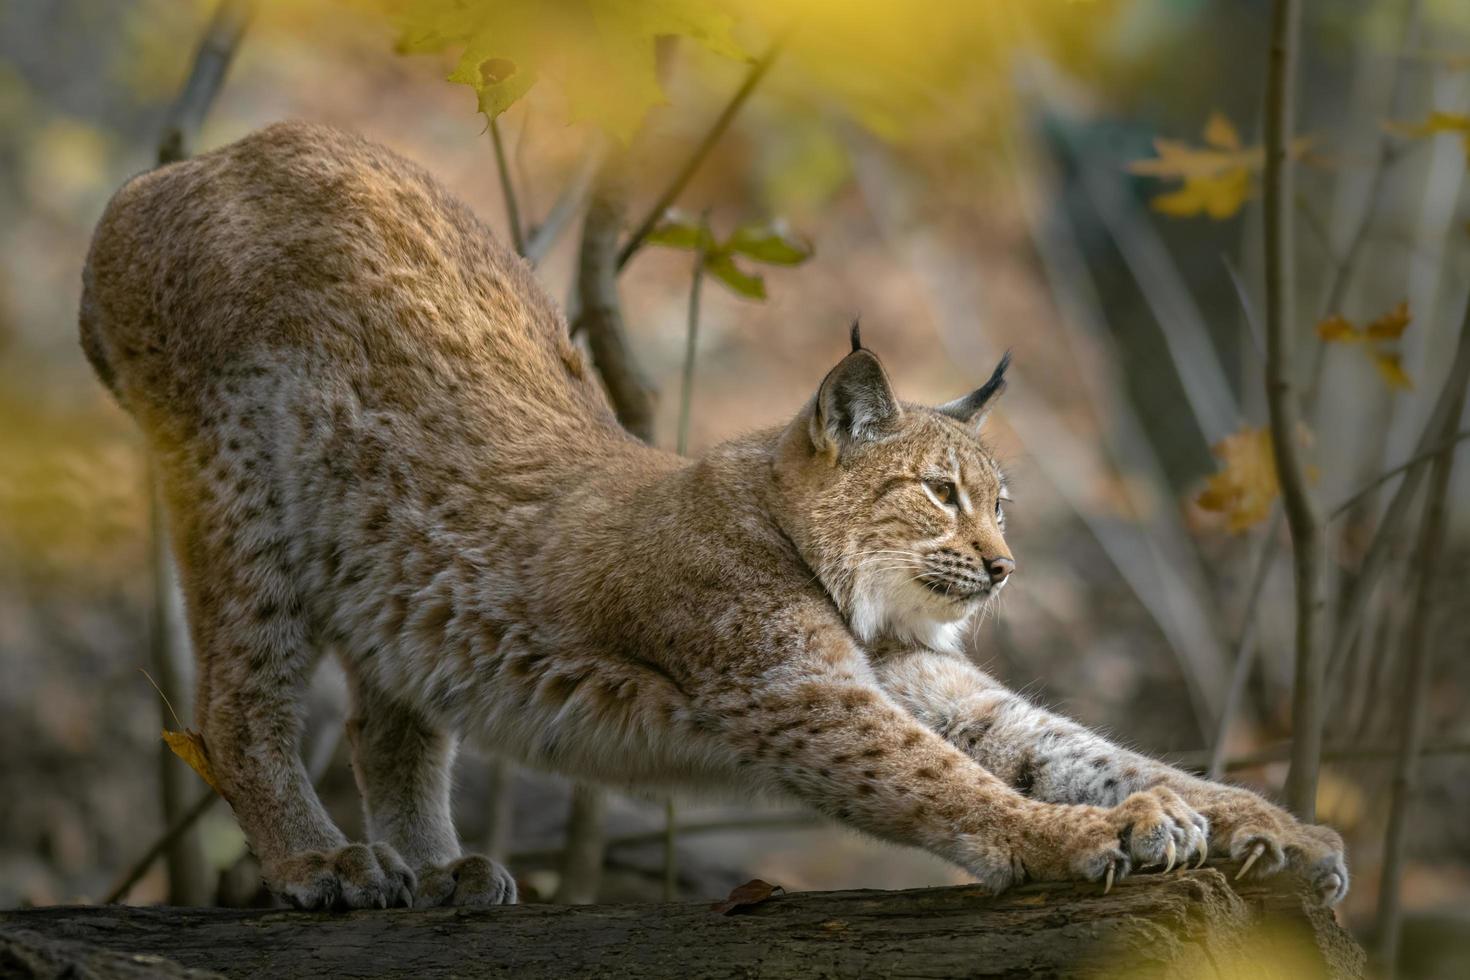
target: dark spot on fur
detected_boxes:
[916,767,939,781]
[1013,759,1037,797]
[1092,756,1109,769]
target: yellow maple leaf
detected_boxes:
[1150,168,1252,220]
[1318,301,1414,390]
[1371,351,1413,390]
[389,0,746,143]
[1365,300,1411,340]
[1130,112,1313,220]
[1127,136,1256,180]
[1315,314,1362,343]
[1203,111,1241,151]
[163,729,223,796]
[1196,427,1279,533]
[1386,110,1470,156]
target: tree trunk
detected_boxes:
[1,867,1363,979]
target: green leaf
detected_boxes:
[645,209,715,251]
[725,219,813,266]
[704,252,766,300]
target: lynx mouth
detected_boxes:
[919,577,987,602]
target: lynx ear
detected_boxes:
[938,351,1010,430]
[811,342,901,458]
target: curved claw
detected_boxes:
[1235,842,1266,881]
[1103,863,1116,895]
[1195,845,1209,869]
[1163,837,1177,874]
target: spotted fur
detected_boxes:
[80,122,1345,909]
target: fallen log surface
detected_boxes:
[0,865,1364,979]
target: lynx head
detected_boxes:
[773,323,1013,654]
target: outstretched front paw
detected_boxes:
[1109,786,1210,874]
[265,842,416,910]
[1208,791,1349,906]
[416,854,518,907]
[1003,787,1209,893]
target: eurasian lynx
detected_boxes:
[80,122,1346,910]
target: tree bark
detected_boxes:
[1,868,1363,979]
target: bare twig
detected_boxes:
[106,704,343,905]
[523,141,605,265]
[1207,510,1281,779]
[1262,0,1327,820]
[1171,738,1470,773]
[1327,429,1470,521]
[146,481,209,905]
[616,41,785,270]
[103,789,216,905]
[482,758,514,864]
[1073,148,1238,444]
[662,799,678,901]
[552,782,607,904]
[157,0,255,166]
[1324,304,1470,695]
[489,117,526,256]
[574,154,659,441]
[675,216,709,457]
[1373,366,1467,978]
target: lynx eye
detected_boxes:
[926,480,957,507]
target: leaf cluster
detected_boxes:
[647,210,812,299]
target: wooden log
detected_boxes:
[0,866,1364,979]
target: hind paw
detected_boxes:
[265,842,416,910]
[415,854,517,907]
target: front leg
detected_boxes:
[699,624,1208,894]
[874,649,1348,905]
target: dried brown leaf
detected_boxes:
[711,878,784,915]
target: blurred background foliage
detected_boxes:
[1,0,1469,975]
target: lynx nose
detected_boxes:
[986,556,1015,585]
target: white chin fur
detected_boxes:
[847,568,974,655]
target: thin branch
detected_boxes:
[574,153,658,441]
[1221,253,1266,366]
[1327,429,1470,522]
[552,782,607,904]
[1324,302,1470,696]
[157,0,255,165]
[490,117,526,256]
[1262,0,1326,820]
[1171,738,1470,773]
[675,217,709,457]
[105,710,342,905]
[1207,510,1281,779]
[616,41,785,270]
[103,790,216,905]
[1373,370,1467,978]
[482,758,514,864]
[662,799,678,902]
[523,141,605,265]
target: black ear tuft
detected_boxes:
[938,350,1011,427]
[812,346,901,456]
[850,318,863,353]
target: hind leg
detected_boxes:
[162,445,413,910]
[346,676,516,906]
